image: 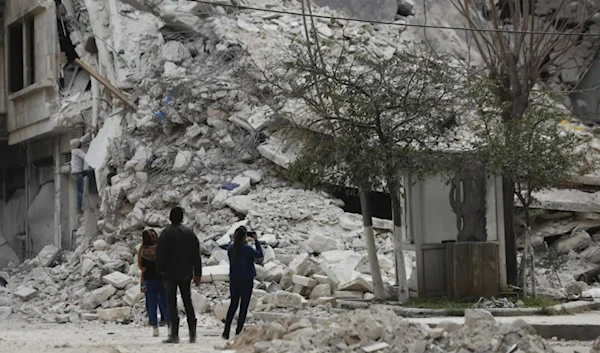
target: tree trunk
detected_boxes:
[359,188,386,300]
[503,176,518,286]
[524,206,537,298]
[388,179,409,302]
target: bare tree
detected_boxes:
[466,77,591,297]
[449,0,599,285]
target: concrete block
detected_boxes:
[307,234,336,253]
[339,277,373,293]
[13,287,38,301]
[333,290,364,299]
[289,253,310,276]
[264,262,284,283]
[316,296,337,307]
[123,286,144,306]
[292,284,307,296]
[292,275,317,288]
[272,291,303,309]
[80,313,99,321]
[334,253,363,284]
[81,259,96,276]
[102,272,134,289]
[225,195,253,215]
[37,245,60,267]
[97,307,132,322]
[464,309,496,326]
[200,265,229,282]
[309,283,332,299]
[93,240,108,251]
[243,170,262,184]
[81,285,117,310]
[318,263,340,291]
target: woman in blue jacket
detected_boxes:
[222,226,263,339]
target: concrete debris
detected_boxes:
[36,245,60,267]
[1,0,599,329]
[228,307,556,353]
[102,272,134,289]
[13,287,38,301]
[97,307,132,322]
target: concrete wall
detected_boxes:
[27,181,55,255]
[569,49,600,122]
[5,0,60,145]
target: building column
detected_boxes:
[54,138,62,248]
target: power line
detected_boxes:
[190,0,600,37]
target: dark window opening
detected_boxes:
[56,4,84,90]
[26,18,35,86]
[9,23,24,93]
[328,185,393,220]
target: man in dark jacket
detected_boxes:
[156,207,202,344]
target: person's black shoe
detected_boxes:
[235,327,244,336]
[163,336,179,344]
[222,330,230,340]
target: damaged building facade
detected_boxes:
[0,0,91,268]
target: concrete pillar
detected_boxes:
[54,137,61,248]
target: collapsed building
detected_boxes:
[0,0,600,332]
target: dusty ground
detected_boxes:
[0,318,594,353]
[0,319,229,353]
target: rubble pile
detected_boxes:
[228,307,556,353]
[2,0,600,328]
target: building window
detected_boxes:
[8,17,35,93]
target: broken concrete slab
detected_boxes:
[338,277,374,293]
[97,307,132,322]
[36,245,60,267]
[81,285,117,310]
[318,262,341,292]
[528,189,600,213]
[200,265,229,282]
[243,170,262,184]
[272,291,303,309]
[334,253,364,284]
[224,195,254,215]
[333,290,364,299]
[292,275,318,288]
[102,272,134,289]
[309,283,332,299]
[172,150,193,172]
[13,287,38,301]
[464,309,496,326]
[123,286,144,306]
[307,233,337,254]
[85,114,123,169]
[554,231,592,254]
[81,259,96,276]
[289,253,311,276]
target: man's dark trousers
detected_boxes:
[165,277,196,336]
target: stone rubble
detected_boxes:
[0,0,600,335]
[228,307,557,353]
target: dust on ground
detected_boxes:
[0,319,226,353]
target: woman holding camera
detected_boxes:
[222,226,263,339]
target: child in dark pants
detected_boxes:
[222,226,263,339]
